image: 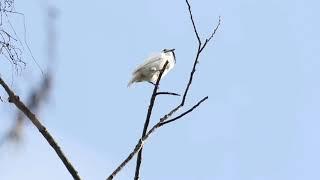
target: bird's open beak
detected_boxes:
[167,48,175,52]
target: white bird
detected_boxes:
[128,49,176,87]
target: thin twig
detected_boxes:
[159,96,208,127]
[106,97,208,180]
[156,92,180,96]
[0,77,81,180]
[186,0,201,45]
[200,16,221,52]
[134,61,169,180]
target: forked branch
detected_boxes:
[107,0,221,179]
[133,0,220,179]
[106,96,208,180]
[107,62,169,180]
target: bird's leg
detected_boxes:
[147,81,157,86]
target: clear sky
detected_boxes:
[1,0,320,179]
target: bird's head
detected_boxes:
[162,48,176,63]
[162,48,175,53]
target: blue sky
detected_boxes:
[1,0,320,179]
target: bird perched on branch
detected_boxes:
[128,49,176,87]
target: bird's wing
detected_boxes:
[133,53,163,74]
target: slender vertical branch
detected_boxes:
[181,0,221,106]
[186,0,201,45]
[134,61,169,180]
[0,77,81,180]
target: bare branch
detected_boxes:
[181,0,220,106]
[0,74,51,146]
[133,1,220,178]
[107,139,144,180]
[134,61,169,180]
[159,96,208,127]
[0,1,26,72]
[106,97,208,180]
[200,16,221,52]
[0,77,81,180]
[107,0,220,179]
[150,0,220,127]
[186,0,201,45]
[0,3,58,151]
[156,92,180,96]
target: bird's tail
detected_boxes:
[127,76,136,87]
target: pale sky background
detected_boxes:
[0,0,320,179]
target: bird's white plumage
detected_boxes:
[128,49,176,87]
[132,53,162,74]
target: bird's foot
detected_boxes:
[148,81,158,86]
